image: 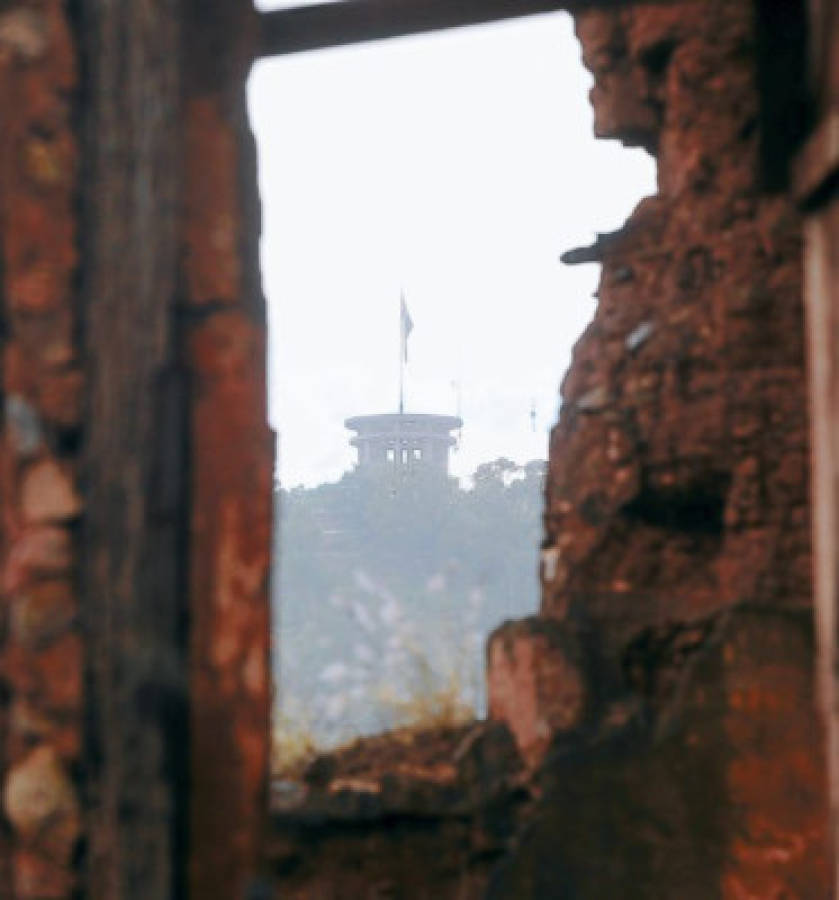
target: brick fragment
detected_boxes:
[10,580,76,650]
[38,368,84,427]
[7,266,65,313]
[487,618,585,770]
[0,9,47,61]
[20,460,81,524]
[13,850,75,899]
[4,746,80,861]
[38,634,82,714]
[3,528,74,592]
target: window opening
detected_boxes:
[249,9,656,759]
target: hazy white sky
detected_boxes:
[248,8,656,488]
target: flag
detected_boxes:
[400,294,413,362]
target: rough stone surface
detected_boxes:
[0,1,82,893]
[19,460,80,525]
[184,7,273,895]
[268,723,530,899]
[9,581,76,651]
[499,1,831,895]
[486,609,829,899]
[0,10,47,62]
[271,1,831,896]
[4,746,79,859]
[2,529,74,598]
[0,0,833,897]
[487,618,586,770]
[13,851,75,900]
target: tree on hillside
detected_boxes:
[274,458,546,744]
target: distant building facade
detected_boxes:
[345,413,462,476]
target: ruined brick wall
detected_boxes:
[183,4,273,897]
[0,2,272,898]
[0,3,83,895]
[0,0,832,897]
[269,3,832,897]
[487,1,832,895]
[267,723,532,898]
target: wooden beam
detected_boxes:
[80,0,188,895]
[259,0,569,57]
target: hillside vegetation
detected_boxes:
[274,458,545,746]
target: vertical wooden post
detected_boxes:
[80,0,187,896]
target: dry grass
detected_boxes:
[272,713,319,778]
[375,645,476,731]
[272,643,476,779]
[274,601,482,777]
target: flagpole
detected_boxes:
[399,346,404,415]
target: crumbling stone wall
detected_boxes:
[182,7,273,899]
[0,0,833,897]
[268,723,529,899]
[487,1,831,895]
[270,3,833,898]
[0,2,272,898]
[0,2,83,896]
